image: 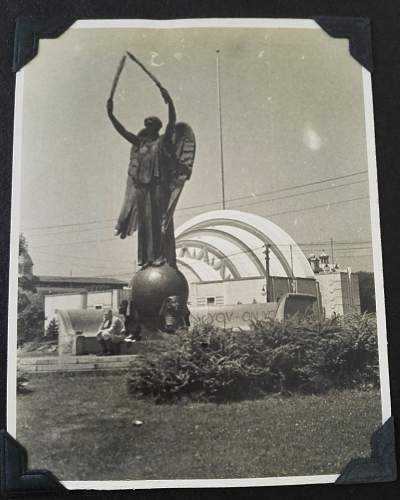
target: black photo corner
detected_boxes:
[1,1,400,500]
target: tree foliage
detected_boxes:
[358,271,376,313]
[19,233,29,255]
[17,288,45,346]
[46,318,59,339]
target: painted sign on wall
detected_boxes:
[190,303,277,330]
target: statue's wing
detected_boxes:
[164,123,196,230]
[173,122,196,179]
[115,158,139,239]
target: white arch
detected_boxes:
[177,256,223,282]
[176,210,314,280]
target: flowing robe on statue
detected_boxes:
[116,133,176,268]
[115,122,195,270]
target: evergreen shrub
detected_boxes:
[127,313,379,403]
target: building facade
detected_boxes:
[18,250,128,331]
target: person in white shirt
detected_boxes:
[96,309,125,356]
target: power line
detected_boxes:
[336,254,373,258]
[329,246,372,251]
[227,179,368,211]
[29,197,369,253]
[27,177,367,238]
[27,177,369,238]
[173,181,369,221]
[26,224,115,239]
[318,240,372,245]
[175,170,368,214]
[265,195,369,218]
[30,237,119,249]
[34,249,136,264]
[32,240,372,269]
[33,238,373,276]
[30,208,371,249]
[23,218,115,232]
[33,257,133,273]
[33,256,133,271]
[22,170,368,232]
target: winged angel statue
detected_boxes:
[107,53,195,270]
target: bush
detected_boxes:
[18,288,45,346]
[358,271,376,312]
[46,318,59,339]
[127,313,379,403]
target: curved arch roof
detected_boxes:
[176,209,314,282]
[177,257,222,282]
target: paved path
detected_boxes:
[18,354,137,373]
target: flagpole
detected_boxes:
[216,49,226,210]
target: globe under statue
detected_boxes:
[107,52,195,332]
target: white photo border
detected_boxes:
[7,17,391,490]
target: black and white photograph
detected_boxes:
[6,18,392,489]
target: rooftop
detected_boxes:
[35,276,128,286]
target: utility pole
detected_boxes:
[289,244,294,274]
[289,244,296,293]
[216,49,226,210]
[330,237,334,267]
[263,244,271,302]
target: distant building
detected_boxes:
[309,251,361,317]
[32,275,128,294]
[18,250,128,330]
[18,251,128,294]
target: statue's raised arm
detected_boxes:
[106,98,139,146]
[159,86,176,144]
[106,55,139,146]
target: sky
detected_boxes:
[17,23,376,279]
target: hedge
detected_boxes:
[126,313,379,403]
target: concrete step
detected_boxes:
[17,354,138,373]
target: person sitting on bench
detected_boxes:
[96,309,125,356]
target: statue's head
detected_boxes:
[144,116,162,134]
[166,295,183,311]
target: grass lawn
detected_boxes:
[16,372,382,481]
